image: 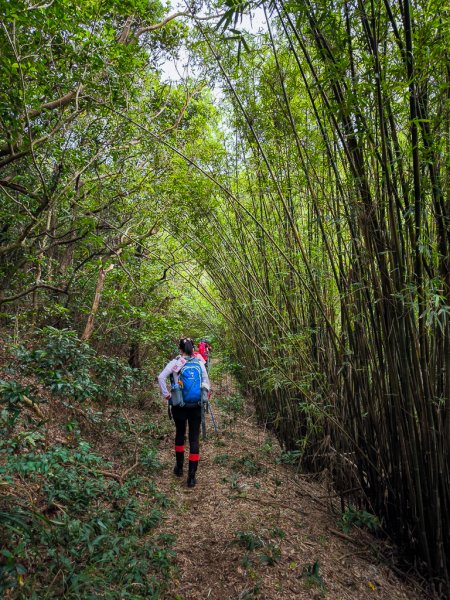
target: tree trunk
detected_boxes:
[81,264,114,342]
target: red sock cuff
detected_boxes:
[189,453,200,461]
[175,445,185,452]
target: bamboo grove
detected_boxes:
[169,0,450,590]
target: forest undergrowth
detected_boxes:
[0,332,426,599]
[0,328,176,599]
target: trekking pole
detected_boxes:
[201,399,207,441]
[208,401,219,433]
[201,384,208,441]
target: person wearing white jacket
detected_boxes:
[158,338,210,487]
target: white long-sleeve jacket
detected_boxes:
[158,355,210,399]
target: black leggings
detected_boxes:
[172,405,201,458]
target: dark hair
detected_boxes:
[179,338,194,356]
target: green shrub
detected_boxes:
[275,449,302,465]
[137,509,163,534]
[301,560,325,590]
[92,354,146,404]
[261,437,273,453]
[14,327,99,401]
[259,542,281,566]
[12,327,150,405]
[213,453,230,465]
[0,441,175,597]
[270,527,286,539]
[232,452,264,475]
[140,447,162,472]
[234,530,264,551]
[339,505,380,533]
[0,380,40,429]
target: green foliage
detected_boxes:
[234,530,283,568]
[14,327,99,401]
[234,530,264,551]
[213,453,230,465]
[0,440,175,597]
[0,0,447,583]
[138,417,172,439]
[0,379,39,429]
[261,437,273,454]
[339,506,380,534]
[269,527,285,540]
[232,452,264,475]
[140,447,163,472]
[137,509,163,534]
[275,450,302,465]
[271,475,283,487]
[301,560,325,590]
[0,0,221,367]
[229,472,242,491]
[209,355,243,381]
[208,0,450,584]
[93,354,140,403]
[12,327,149,404]
[259,543,281,566]
[237,584,261,599]
[240,553,253,569]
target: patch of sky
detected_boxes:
[158,1,267,84]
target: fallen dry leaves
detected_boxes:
[153,384,422,600]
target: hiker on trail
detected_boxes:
[158,338,210,488]
[193,344,206,365]
[197,338,211,369]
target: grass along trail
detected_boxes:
[153,371,421,600]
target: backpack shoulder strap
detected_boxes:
[171,356,183,381]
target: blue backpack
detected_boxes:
[171,356,202,407]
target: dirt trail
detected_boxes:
[154,375,421,600]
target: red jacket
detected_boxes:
[198,342,209,361]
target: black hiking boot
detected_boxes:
[174,451,184,476]
[187,461,198,488]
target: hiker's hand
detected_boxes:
[165,394,171,401]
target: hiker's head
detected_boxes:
[179,338,194,356]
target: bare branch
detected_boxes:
[28,87,84,119]
[135,11,189,35]
[81,264,115,341]
[0,110,82,169]
[161,84,205,134]
[0,284,69,304]
[117,15,135,43]
[0,185,37,220]
[135,11,225,36]
[0,179,38,199]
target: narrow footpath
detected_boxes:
[154,372,420,600]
